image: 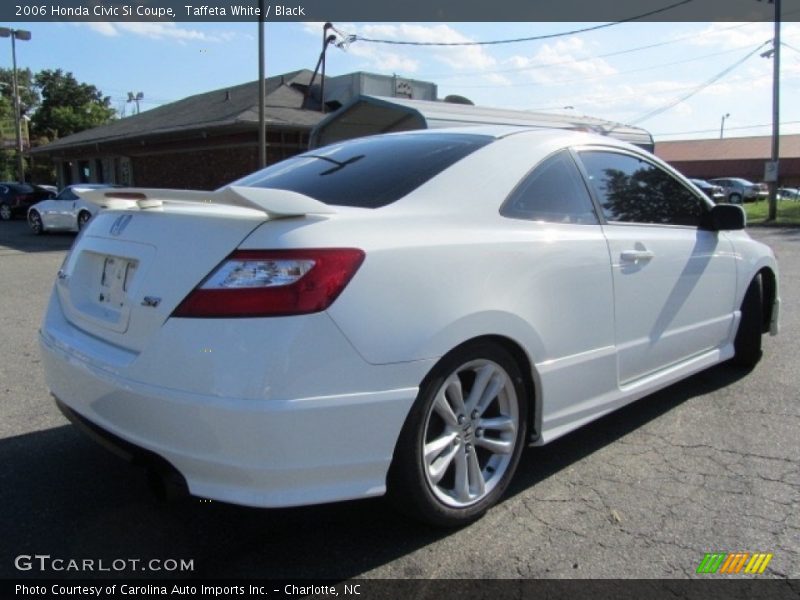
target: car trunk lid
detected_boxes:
[55,186,335,353]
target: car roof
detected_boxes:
[368,126,645,157]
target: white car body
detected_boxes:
[28,184,116,233]
[39,128,779,522]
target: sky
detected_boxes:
[5,20,800,142]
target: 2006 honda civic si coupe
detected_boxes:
[40,127,779,527]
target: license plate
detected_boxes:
[98,256,138,309]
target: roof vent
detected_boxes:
[224,90,231,101]
[443,94,475,105]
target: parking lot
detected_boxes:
[0,219,798,580]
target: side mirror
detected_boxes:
[702,203,745,231]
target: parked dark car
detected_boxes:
[690,179,726,203]
[0,182,56,221]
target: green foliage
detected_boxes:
[0,68,114,183]
[31,69,116,140]
[0,67,37,116]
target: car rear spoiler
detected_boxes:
[76,186,337,218]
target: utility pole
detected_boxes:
[0,27,31,183]
[768,0,781,221]
[258,0,266,169]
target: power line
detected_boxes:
[341,0,691,47]
[654,120,800,137]
[442,46,751,90]
[629,42,769,125]
[412,21,760,81]
[466,70,758,115]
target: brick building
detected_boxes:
[31,69,326,190]
[31,70,438,190]
[655,135,800,187]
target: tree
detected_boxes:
[31,69,115,140]
[0,69,38,180]
[0,67,38,116]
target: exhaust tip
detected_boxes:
[146,465,189,503]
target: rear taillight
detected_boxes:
[172,249,365,318]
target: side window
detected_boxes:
[501,150,599,224]
[578,150,707,226]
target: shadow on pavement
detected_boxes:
[0,220,75,254]
[0,362,752,580]
[507,361,751,500]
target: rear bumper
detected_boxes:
[55,397,189,494]
[40,318,425,508]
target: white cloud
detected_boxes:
[504,37,617,86]
[84,22,118,37]
[304,23,498,75]
[346,43,420,73]
[77,22,237,44]
[362,24,497,71]
[682,22,773,50]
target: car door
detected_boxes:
[45,188,79,229]
[576,148,737,385]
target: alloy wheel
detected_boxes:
[421,358,519,508]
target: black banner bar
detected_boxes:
[5,579,800,600]
[1,0,797,23]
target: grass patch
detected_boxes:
[744,199,800,226]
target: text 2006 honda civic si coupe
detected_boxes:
[40,127,779,526]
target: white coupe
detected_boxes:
[39,127,779,526]
[28,184,120,234]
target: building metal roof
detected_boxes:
[31,69,324,155]
[310,95,654,151]
[656,135,800,162]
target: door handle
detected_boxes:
[620,249,655,263]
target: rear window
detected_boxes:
[232,133,493,208]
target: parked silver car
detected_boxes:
[27,184,120,234]
[708,178,767,204]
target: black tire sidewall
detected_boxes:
[388,340,529,527]
[28,212,43,235]
[78,212,91,230]
[732,275,763,368]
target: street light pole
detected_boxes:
[720,113,730,139]
[257,0,266,169]
[0,27,31,183]
[768,0,781,221]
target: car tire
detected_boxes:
[77,211,92,231]
[0,203,12,221]
[729,193,742,204]
[731,275,763,368]
[387,340,528,527]
[28,211,44,235]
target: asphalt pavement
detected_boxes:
[0,219,797,580]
